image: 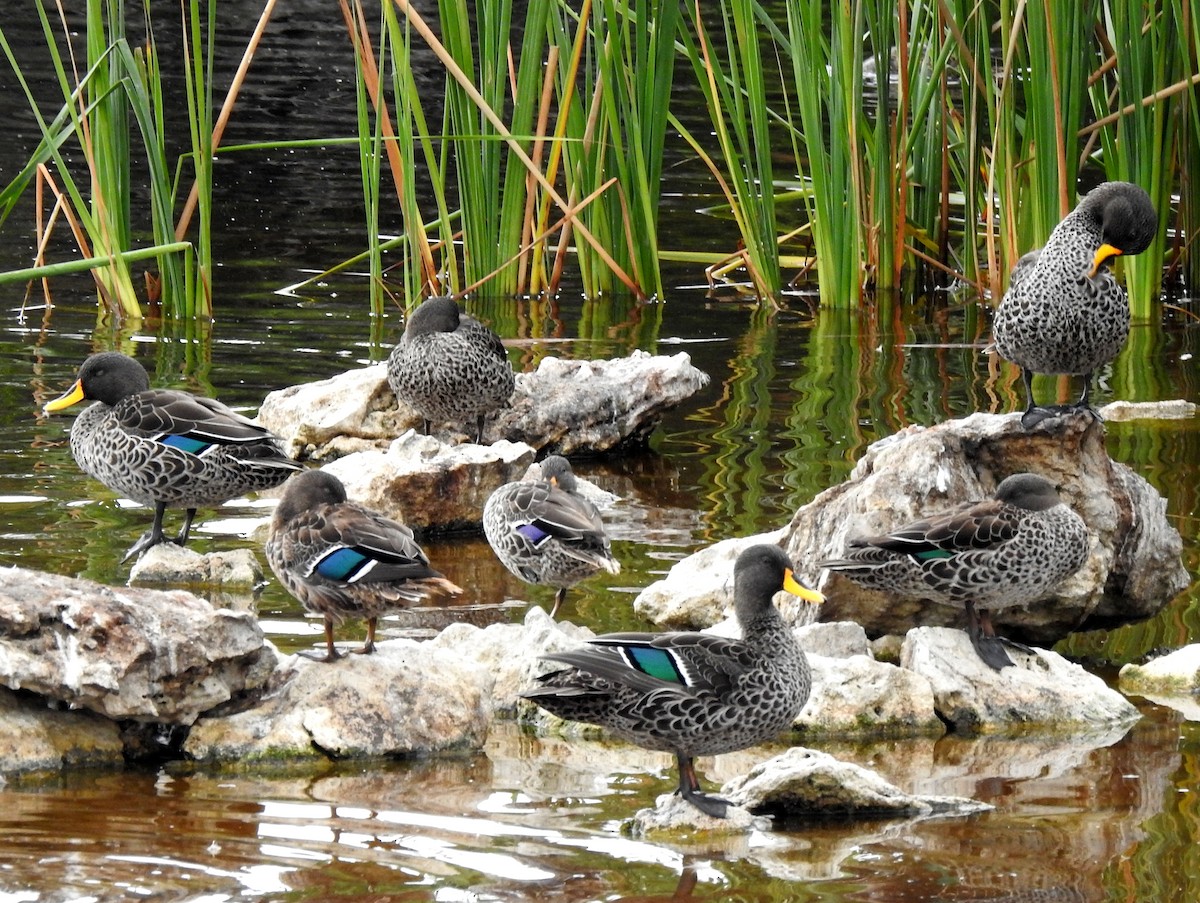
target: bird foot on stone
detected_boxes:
[299,647,342,663]
[1020,404,1092,430]
[969,632,1017,670]
[679,788,733,819]
[120,531,175,564]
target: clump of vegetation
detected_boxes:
[1,0,1197,317]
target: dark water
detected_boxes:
[2,4,1200,900]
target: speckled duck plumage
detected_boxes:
[43,351,301,561]
[992,181,1157,426]
[266,469,462,662]
[387,295,515,443]
[821,473,1089,670]
[483,455,620,618]
[522,544,824,818]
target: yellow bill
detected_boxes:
[1088,242,1122,278]
[43,380,86,414]
[783,568,825,605]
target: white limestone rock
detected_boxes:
[128,544,263,589]
[0,686,124,773]
[791,411,1187,644]
[257,351,710,460]
[0,566,275,725]
[901,627,1140,733]
[321,434,535,531]
[1118,644,1200,697]
[184,638,491,762]
[724,747,990,819]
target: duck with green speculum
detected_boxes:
[43,351,302,562]
[266,469,462,662]
[820,473,1089,671]
[387,295,515,443]
[483,455,620,618]
[992,181,1157,429]
[522,544,824,819]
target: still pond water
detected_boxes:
[2,4,1200,901]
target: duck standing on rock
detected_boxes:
[522,544,824,818]
[992,181,1157,429]
[483,456,620,618]
[821,473,1089,671]
[266,469,462,662]
[43,351,301,562]
[387,295,515,443]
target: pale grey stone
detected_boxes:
[184,638,491,762]
[901,627,1140,733]
[1097,398,1197,421]
[792,412,1187,644]
[255,364,404,460]
[320,434,535,531]
[492,351,711,454]
[0,567,275,725]
[633,530,799,629]
[724,746,990,819]
[1118,644,1200,697]
[800,653,944,737]
[128,544,263,589]
[257,351,709,460]
[796,621,872,658]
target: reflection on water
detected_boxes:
[0,713,1192,900]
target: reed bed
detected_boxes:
[1,0,1197,316]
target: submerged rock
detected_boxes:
[0,567,274,725]
[1118,644,1200,698]
[796,412,1186,644]
[128,544,264,589]
[724,747,989,820]
[257,351,710,460]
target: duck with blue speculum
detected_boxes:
[43,351,302,562]
[820,473,1089,671]
[483,455,620,618]
[387,295,515,444]
[522,543,824,819]
[992,181,1158,429]
[266,469,462,662]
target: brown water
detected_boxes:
[2,4,1200,900]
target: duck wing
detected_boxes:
[461,315,508,362]
[116,388,275,447]
[868,498,1020,558]
[542,631,753,698]
[302,503,453,587]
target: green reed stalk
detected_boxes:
[677,0,780,300]
[347,0,386,316]
[176,0,216,318]
[1088,1,1183,317]
[781,0,860,308]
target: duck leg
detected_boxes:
[979,608,1038,658]
[964,600,1015,670]
[675,753,732,819]
[353,617,378,656]
[298,617,343,662]
[548,587,568,619]
[475,413,487,445]
[1071,374,1104,422]
[1018,368,1060,429]
[174,508,198,545]
[120,502,171,563]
